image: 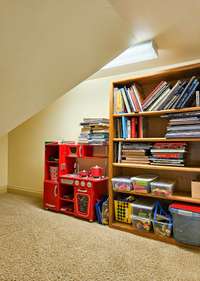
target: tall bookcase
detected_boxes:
[109,63,200,246]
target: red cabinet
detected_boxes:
[43,181,59,211]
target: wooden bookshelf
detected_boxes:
[108,63,200,247]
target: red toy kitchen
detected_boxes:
[43,142,108,222]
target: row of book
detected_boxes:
[114,85,142,114]
[114,76,200,113]
[149,142,187,167]
[163,111,200,138]
[78,118,109,145]
[116,142,187,167]
[115,116,144,139]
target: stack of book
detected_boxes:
[163,111,200,138]
[78,118,109,144]
[115,116,144,138]
[114,84,143,113]
[142,77,200,111]
[118,143,152,164]
[149,142,187,166]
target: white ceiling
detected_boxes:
[0,0,132,136]
[93,0,200,78]
[2,0,200,135]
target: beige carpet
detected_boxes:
[0,193,200,281]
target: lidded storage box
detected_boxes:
[131,174,158,193]
[169,203,200,246]
[112,177,133,192]
[132,199,155,232]
[151,179,175,197]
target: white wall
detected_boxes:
[0,135,8,192]
[8,78,110,195]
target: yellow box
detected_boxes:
[114,200,133,224]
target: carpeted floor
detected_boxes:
[0,193,200,281]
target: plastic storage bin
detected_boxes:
[114,197,134,224]
[132,215,152,232]
[169,203,200,245]
[151,179,175,197]
[131,175,158,193]
[153,201,172,237]
[112,177,133,192]
[132,199,155,219]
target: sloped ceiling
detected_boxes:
[93,0,200,78]
[0,0,132,136]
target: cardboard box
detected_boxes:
[191,181,200,199]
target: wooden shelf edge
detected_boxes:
[113,106,200,118]
[110,221,199,249]
[112,162,200,173]
[113,190,200,204]
[113,137,200,142]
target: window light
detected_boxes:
[102,40,158,69]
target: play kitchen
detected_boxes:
[43,142,108,222]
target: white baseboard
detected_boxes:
[0,186,7,194]
[7,185,42,198]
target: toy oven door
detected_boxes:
[74,189,91,218]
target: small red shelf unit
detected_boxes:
[43,143,75,211]
[43,142,108,221]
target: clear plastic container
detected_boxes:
[153,219,173,237]
[151,179,175,197]
[132,215,152,232]
[131,175,158,193]
[132,199,155,219]
[170,203,200,246]
[112,177,133,192]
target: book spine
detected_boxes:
[138,116,143,138]
[143,84,169,111]
[152,153,182,159]
[142,81,165,107]
[131,117,137,138]
[196,91,200,107]
[127,119,131,138]
[132,84,143,111]
[122,116,127,138]
[173,76,196,108]
[177,80,199,109]
[121,88,131,113]
[125,87,135,112]
[118,142,122,163]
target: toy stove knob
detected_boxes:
[80,181,85,187]
[87,181,92,188]
[75,180,79,186]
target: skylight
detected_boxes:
[102,40,158,69]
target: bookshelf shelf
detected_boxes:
[112,162,200,173]
[109,63,200,247]
[113,106,200,117]
[113,137,200,142]
[114,190,200,204]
